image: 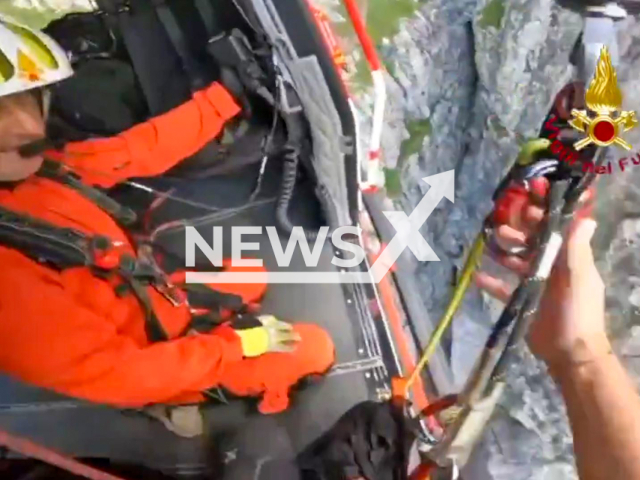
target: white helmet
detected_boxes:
[0,15,73,98]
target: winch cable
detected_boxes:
[51,159,268,215]
[32,141,315,244]
[247,71,283,203]
[148,195,276,241]
[38,160,278,248]
[52,127,327,242]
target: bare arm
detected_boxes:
[553,334,640,480]
[476,180,640,480]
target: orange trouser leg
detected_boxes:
[211,259,268,305]
[219,324,335,414]
[170,260,269,311]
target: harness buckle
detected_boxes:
[136,245,187,307]
[91,236,126,270]
[90,238,187,307]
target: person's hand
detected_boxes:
[233,315,302,358]
[475,179,611,376]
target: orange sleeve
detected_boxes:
[58,83,241,188]
[0,274,243,407]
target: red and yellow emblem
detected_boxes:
[569,46,637,150]
[17,49,42,82]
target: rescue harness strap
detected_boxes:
[0,204,90,271]
[0,192,251,343]
[3,161,255,342]
[0,198,170,343]
[0,161,208,343]
[38,160,138,226]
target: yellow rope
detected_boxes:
[404,234,486,395]
[402,139,553,398]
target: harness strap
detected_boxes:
[0,205,169,343]
[0,205,91,270]
[120,259,169,342]
[180,283,244,311]
[2,162,254,343]
[38,160,137,226]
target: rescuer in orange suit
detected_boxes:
[0,17,335,437]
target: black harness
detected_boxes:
[1,161,244,342]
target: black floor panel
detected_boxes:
[0,368,369,476]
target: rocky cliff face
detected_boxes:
[383,3,582,479]
[333,0,640,479]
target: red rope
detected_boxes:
[418,394,458,419]
[0,429,129,480]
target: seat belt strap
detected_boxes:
[95,0,190,115]
[193,0,221,39]
[149,0,207,91]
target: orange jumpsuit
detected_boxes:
[0,83,248,407]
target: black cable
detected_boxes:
[247,74,283,202]
[274,112,339,241]
[274,106,328,241]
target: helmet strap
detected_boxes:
[36,88,51,118]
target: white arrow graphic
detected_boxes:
[370,169,455,282]
[186,170,453,285]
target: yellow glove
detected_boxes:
[234,315,301,358]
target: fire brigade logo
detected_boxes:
[569,46,637,151]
